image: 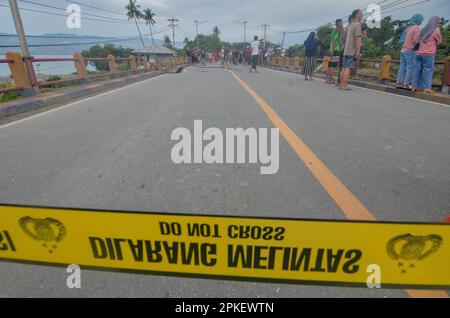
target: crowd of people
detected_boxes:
[187,47,250,66]
[307,9,442,93]
[186,49,209,66]
[185,36,274,72]
[186,10,443,93]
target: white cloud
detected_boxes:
[0,0,447,47]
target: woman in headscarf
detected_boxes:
[396,14,424,90]
[301,32,321,80]
[412,16,442,94]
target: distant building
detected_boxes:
[133,45,176,64]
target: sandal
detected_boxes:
[403,85,413,91]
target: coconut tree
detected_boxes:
[163,35,173,49]
[142,8,156,46]
[212,26,221,39]
[125,0,145,48]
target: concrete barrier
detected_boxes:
[73,53,88,83]
[5,51,35,97]
[129,55,137,73]
[379,55,392,83]
[107,54,118,76]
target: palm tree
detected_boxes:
[126,0,145,48]
[213,26,221,39]
[163,35,173,49]
[142,9,156,46]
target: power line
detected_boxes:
[0,3,133,24]
[59,0,167,23]
[0,34,136,39]
[19,0,132,23]
[177,26,195,39]
[283,0,423,34]
[0,38,139,48]
[381,0,431,15]
[0,2,157,25]
[59,0,125,16]
[377,0,414,10]
[0,25,170,40]
[174,33,185,44]
[0,27,171,48]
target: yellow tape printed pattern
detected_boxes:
[0,205,449,289]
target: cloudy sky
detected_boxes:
[1,0,449,46]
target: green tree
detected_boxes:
[183,37,192,47]
[230,42,248,50]
[362,37,382,58]
[82,44,133,72]
[187,31,224,52]
[286,44,305,57]
[126,0,145,48]
[316,25,334,52]
[163,35,174,50]
[142,8,156,46]
[285,16,450,62]
[212,26,221,40]
[366,17,408,58]
[437,18,450,60]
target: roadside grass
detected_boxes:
[0,82,20,103]
[1,65,153,103]
[38,75,82,93]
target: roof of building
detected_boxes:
[133,45,176,55]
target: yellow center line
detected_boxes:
[228,69,448,299]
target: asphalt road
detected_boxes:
[0,65,449,297]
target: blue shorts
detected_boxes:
[342,55,356,70]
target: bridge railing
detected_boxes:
[0,52,188,98]
[0,57,22,94]
[269,55,450,94]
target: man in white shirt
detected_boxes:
[250,36,260,73]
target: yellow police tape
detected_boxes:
[0,204,449,289]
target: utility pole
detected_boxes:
[261,24,270,49]
[234,20,248,49]
[168,18,179,49]
[281,31,286,50]
[244,22,247,47]
[194,20,207,50]
[8,0,37,90]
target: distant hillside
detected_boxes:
[0,34,173,55]
[42,33,106,38]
